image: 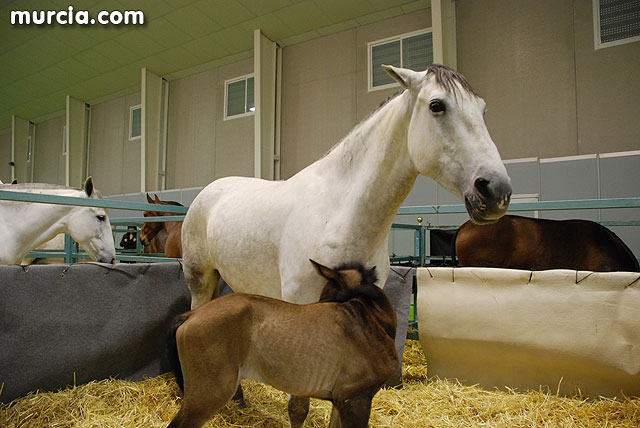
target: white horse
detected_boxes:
[182,64,512,309]
[0,177,116,265]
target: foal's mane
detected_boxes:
[319,262,381,303]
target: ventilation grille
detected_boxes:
[596,0,640,47]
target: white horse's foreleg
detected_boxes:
[184,263,220,310]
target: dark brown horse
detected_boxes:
[166,260,398,428]
[140,194,183,258]
[455,214,639,272]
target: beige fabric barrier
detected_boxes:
[417,267,640,398]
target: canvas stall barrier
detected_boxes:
[416,267,640,398]
[0,263,190,403]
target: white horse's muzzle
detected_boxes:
[464,174,512,224]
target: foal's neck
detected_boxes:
[346,292,397,339]
[322,92,419,243]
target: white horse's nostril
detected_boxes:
[474,177,492,199]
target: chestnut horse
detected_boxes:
[167,260,398,428]
[140,194,183,258]
[455,214,640,272]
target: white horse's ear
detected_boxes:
[382,65,422,90]
[309,259,337,280]
[83,176,95,197]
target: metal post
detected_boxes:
[64,234,74,264]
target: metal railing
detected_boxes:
[3,189,637,264]
[3,190,639,340]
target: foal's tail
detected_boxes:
[167,313,190,391]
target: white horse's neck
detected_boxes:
[304,91,420,246]
[0,188,81,264]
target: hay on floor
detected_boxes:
[2,341,639,428]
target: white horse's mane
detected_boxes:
[1,183,79,191]
[322,89,406,159]
[323,64,478,159]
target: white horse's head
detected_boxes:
[384,64,512,224]
[66,177,116,264]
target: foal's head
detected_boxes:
[310,259,380,303]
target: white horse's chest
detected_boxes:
[202,180,389,303]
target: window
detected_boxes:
[225,75,255,119]
[129,105,141,140]
[368,29,433,91]
[593,0,640,49]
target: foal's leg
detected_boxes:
[183,264,220,310]
[287,395,310,428]
[331,394,374,428]
[168,367,239,428]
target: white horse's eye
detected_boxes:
[96,215,106,222]
[429,100,446,115]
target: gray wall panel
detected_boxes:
[599,152,640,257]
[600,153,640,199]
[539,156,599,221]
[180,187,203,206]
[504,158,539,196]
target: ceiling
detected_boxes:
[0,0,430,133]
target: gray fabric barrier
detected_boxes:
[0,263,414,403]
[383,266,414,388]
[0,263,190,403]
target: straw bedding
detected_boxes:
[2,341,638,428]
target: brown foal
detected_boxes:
[167,260,398,428]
